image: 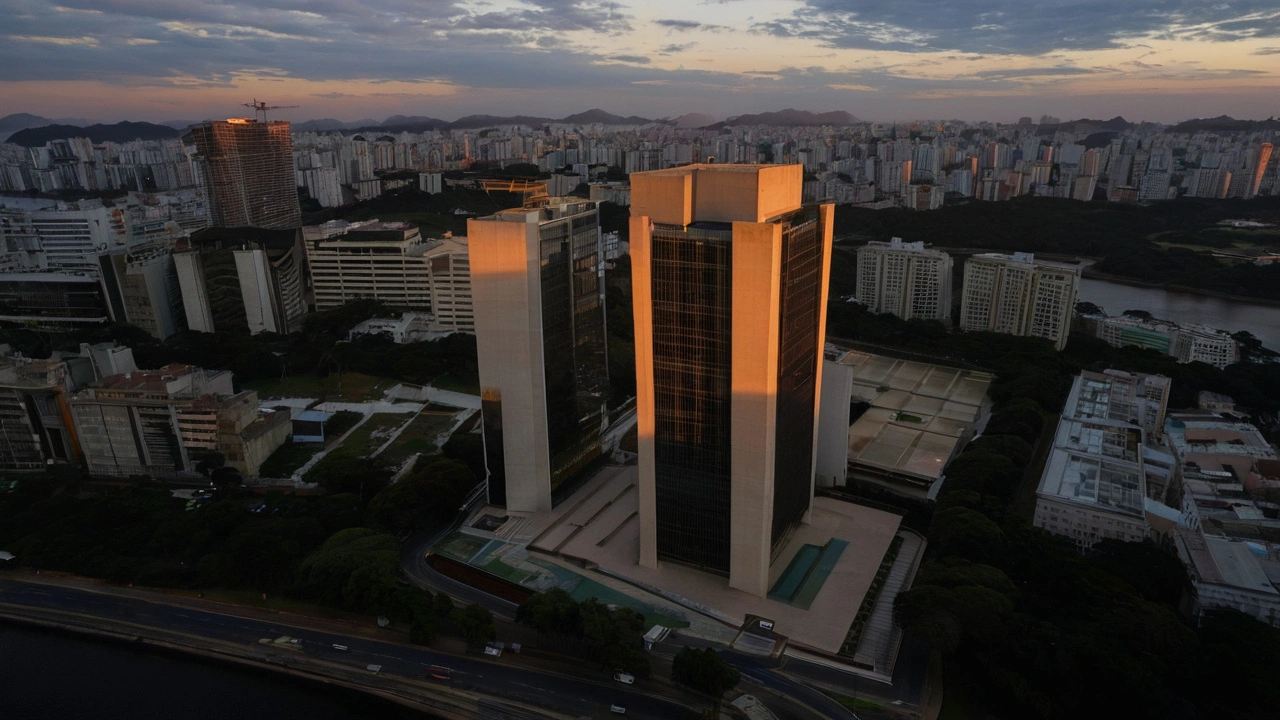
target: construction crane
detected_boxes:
[242,99,299,122]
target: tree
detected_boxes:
[457,603,495,642]
[671,647,740,697]
[434,590,456,620]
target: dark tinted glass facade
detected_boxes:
[650,223,733,575]
[539,205,609,497]
[771,207,825,551]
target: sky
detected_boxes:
[2,0,1280,124]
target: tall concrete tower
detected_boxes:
[467,199,610,513]
[629,164,833,597]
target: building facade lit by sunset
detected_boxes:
[467,199,610,514]
[184,119,301,230]
[629,164,834,597]
[959,252,1080,351]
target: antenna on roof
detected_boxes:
[242,99,299,122]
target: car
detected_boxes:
[483,645,502,657]
[758,620,774,631]
[613,672,635,684]
[427,666,452,680]
[610,705,627,714]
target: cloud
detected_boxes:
[6,34,99,46]
[605,54,651,64]
[654,19,727,32]
[754,1,1280,54]
[659,43,696,54]
[1253,46,1280,54]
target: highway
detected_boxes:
[0,577,699,720]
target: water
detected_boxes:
[0,622,432,720]
[1078,278,1280,351]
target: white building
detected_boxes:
[960,252,1080,350]
[1033,370,1175,549]
[856,238,953,322]
[304,220,473,331]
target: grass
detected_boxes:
[823,691,884,712]
[244,372,391,402]
[481,557,534,584]
[433,532,490,562]
[895,412,924,423]
[323,410,363,440]
[432,372,481,395]
[341,413,415,456]
[258,441,322,478]
[378,411,459,467]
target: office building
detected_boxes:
[173,227,307,335]
[629,164,833,597]
[959,252,1080,350]
[1085,313,1240,369]
[855,238,953,322]
[304,221,473,330]
[68,364,289,479]
[468,198,610,513]
[1032,370,1174,548]
[184,119,301,229]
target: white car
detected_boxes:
[613,672,635,684]
[610,705,626,714]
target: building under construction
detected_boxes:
[184,118,300,230]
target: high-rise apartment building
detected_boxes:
[185,119,300,229]
[629,164,833,597]
[468,199,610,513]
[856,237,953,322]
[960,252,1080,350]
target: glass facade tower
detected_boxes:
[631,164,834,596]
[468,199,609,513]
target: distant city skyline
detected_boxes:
[3,1,1280,124]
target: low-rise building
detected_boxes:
[1082,313,1240,368]
[68,364,288,479]
[1033,369,1176,548]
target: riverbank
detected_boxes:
[1080,266,1280,307]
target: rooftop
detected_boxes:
[1037,418,1146,517]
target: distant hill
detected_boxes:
[6,121,179,147]
[0,113,95,142]
[1057,116,1131,133]
[293,118,382,133]
[672,112,717,129]
[1170,115,1280,134]
[561,109,651,125]
[710,109,860,129]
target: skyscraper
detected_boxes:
[468,199,610,513]
[959,252,1080,351]
[629,164,833,597]
[184,119,300,229]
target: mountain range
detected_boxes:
[5,121,179,147]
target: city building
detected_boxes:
[1033,369,1175,548]
[184,118,301,229]
[468,198,610,513]
[68,364,289,479]
[855,238,953,323]
[304,221,473,330]
[960,252,1080,350]
[1083,313,1240,368]
[0,353,92,470]
[173,227,307,335]
[629,164,833,597]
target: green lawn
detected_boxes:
[245,372,392,402]
[432,372,481,395]
[340,413,414,456]
[378,411,458,467]
[258,441,322,478]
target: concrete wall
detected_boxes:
[728,220,783,597]
[173,252,214,333]
[631,214,659,570]
[467,215,552,513]
[629,165,803,226]
[234,248,278,334]
[816,359,853,488]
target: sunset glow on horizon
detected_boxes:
[3,1,1279,124]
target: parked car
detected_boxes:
[613,672,635,684]
[610,705,626,714]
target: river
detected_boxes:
[0,622,432,720]
[1077,278,1280,352]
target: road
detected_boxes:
[0,577,698,720]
